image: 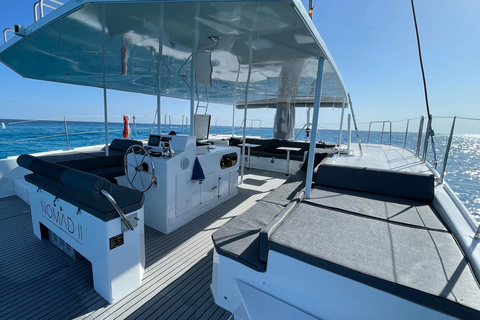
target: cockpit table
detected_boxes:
[276,146,302,175]
[238,143,261,170]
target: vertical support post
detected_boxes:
[240,36,253,185]
[232,64,241,138]
[306,107,311,138]
[403,119,410,149]
[337,100,345,152]
[157,95,161,134]
[347,114,351,153]
[422,116,432,162]
[347,93,363,156]
[440,116,456,183]
[415,116,424,156]
[101,5,109,156]
[231,105,236,137]
[157,4,163,135]
[63,116,70,151]
[190,3,199,136]
[305,57,325,199]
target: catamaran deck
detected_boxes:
[0,169,286,319]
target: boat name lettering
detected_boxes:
[40,200,83,244]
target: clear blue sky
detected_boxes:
[0,0,479,133]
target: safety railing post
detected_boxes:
[440,116,456,183]
[164,114,171,133]
[415,116,424,156]
[403,119,410,149]
[63,116,70,150]
[388,121,392,145]
[422,117,432,162]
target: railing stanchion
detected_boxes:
[403,119,410,149]
[347,114,351,153]
[422,117,432,162]
[440,116,456,183]
[389,121,392,145]
[415,116,424,156]
[164,114,171,133]
[63,116,70,150]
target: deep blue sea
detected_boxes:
[1,119,479,220]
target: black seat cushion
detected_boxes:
[109,138,142,152]
[25,174,144,221]
[316,164,435,202]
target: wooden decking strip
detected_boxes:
[0,169,285,320]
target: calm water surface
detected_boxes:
[1,119,479,220]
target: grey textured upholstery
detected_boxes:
[212,201,284,271]
[307,186,446,231]
[261,171,306,206]
[259,201,297,262]
[269,203,480,319]
[316,164,435,201]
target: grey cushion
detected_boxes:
[316,164,435,202]
[261,171,306,206]
[307,186,446,231]
[212,201,284,272]
[269,204,480,319]
[259,201,297,262]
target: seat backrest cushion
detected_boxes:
[315,164,434,202]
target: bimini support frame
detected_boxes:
[156,4,163,135]
[189,3,200,136]
[101,5,109,156]
[240,36,253,185]
[305,57,325,199]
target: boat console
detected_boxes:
[17,155,145,304]
[123,134,239,234]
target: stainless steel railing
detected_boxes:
[34,0,64,22]
[367,120,392,144]
[3,28,14,44]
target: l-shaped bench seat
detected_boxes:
[39,138,142,181]
[212,152,329,271]
[229,137,336,161]
[213,163,480,318]
[18,154,144,221]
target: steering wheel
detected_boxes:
[124,145,155,192]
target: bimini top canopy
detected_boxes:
[0,0,347,106]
